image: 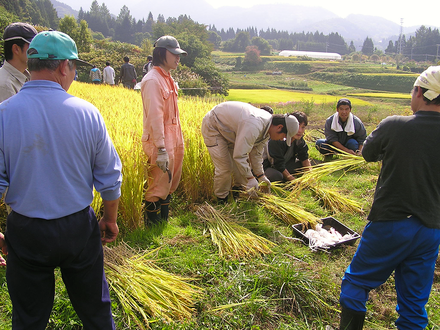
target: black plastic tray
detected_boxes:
[292,217,360,249]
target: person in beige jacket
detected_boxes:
[202,101,299,202]
[0,22,37,102]
[140,36,187,225]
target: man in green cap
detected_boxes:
[0,30,122,329]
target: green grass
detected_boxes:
[0,59,437,329]
[3,138,437,329]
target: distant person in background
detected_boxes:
[263,111,311,182]
[315,98,366,160]
[103,61,115,85]
[140,36,187,225]
[89,65,102,84]
[0,22,37,102]
[143,55,153,76]
[119,56,137,89]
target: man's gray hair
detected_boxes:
[28,58,76,72]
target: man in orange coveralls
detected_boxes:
[140,36,187,225]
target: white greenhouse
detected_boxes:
[279,50,342,60]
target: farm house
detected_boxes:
[279,50,342,60]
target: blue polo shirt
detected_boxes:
[0,80,122,219]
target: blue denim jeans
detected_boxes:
[340,217,440,330]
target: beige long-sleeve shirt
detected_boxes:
[203,101,272,179]
[0,61,30,103]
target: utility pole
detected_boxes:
[399,18,403,55]
[396,18,404,69]
[436,44,440,62]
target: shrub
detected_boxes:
[264,62,312,74]
[173,65,209,97]
[192,58,230,96]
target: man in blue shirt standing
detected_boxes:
[0,31,122,329]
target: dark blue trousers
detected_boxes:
[315,138,359,154]
[340,217,440,330]
[5,207,115,330]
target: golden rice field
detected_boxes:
[347,92,411,99]
[71,82,369,230]
[270,60,339,64]
[361,73,419,76]
[69,81,219,230]
[225,88,372,105]
[66,82,393,234]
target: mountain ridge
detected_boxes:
[50,0,436,50]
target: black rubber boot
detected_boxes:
[160,195,171,222]
[217,194,229,204]
[324,154,334,162]
[339,307,365,330]
[231,186,243,200]
[144,200,160,226]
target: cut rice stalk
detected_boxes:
[104,243,201,328]
[258,193,320,228]
[309,184,364,214]
[196,202,277,259]
[287,152,367,194]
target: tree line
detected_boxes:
[76,1,440,62]
[385,26,440,62]
[0,0,59,30]
[2,0,440,69]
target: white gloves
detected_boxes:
[156,148,169,173]
[246,178,259,191]
[258,175,271,194]
[245,175,271,197]
[246,178,259,198]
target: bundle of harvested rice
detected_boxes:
[104,243,201,329]
[258,193,320,227]
[196,202,277,259]
[288,151,367,193]
[308,185,363,214]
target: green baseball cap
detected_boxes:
[154,35,187,56]
[27,30,92,66]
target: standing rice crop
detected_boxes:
[178,97,221,203]
[70,82,146,229]
[71,83,221,217]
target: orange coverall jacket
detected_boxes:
[140,66,184,201]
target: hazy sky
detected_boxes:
[66,0,437,29]
[205,0,435,27]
